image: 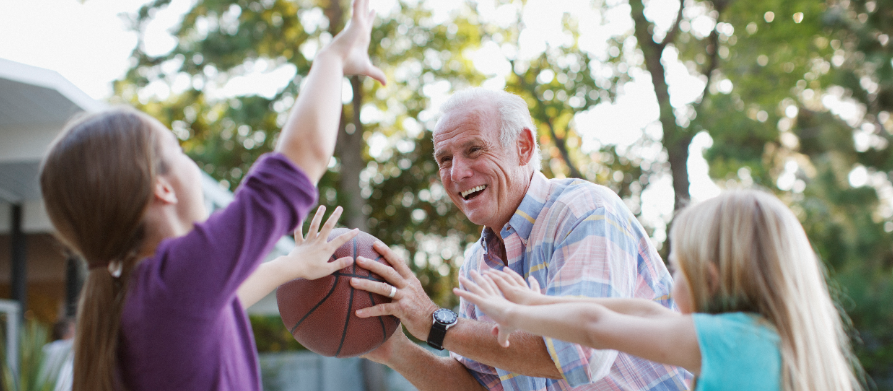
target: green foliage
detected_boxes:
[0,320,57,391]
[116,0,488,310]
[115,0,893,386]
[250,315,306,353]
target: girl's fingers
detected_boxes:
[328,256,354,272]
[486,271,515,292]
[485,270,507,285]
[458,276,485,297]
[366,65,387,86]
[527,276,541,292]
[307,205,326,239]
[318,206,343,240]
[352,0,363,17]
[469,271,496,295]
[482,275,502,295]
[327,228,358,250]
[462,275,493,297]
[452,287,480,304]
[504,268,527,287]
[294,222,305,244]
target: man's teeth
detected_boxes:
[461,185,487,199]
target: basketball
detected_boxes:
[276,228,401,357]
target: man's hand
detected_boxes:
[361,325,413,365]
[349,241,439,340]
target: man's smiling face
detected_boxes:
[433,101,532,230]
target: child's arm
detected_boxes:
[480,269,675,318]
[274,0,386,184]
[454,272,702,375]
[484,269,676,318]
[237,206,357,307]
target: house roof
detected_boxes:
[0,58,107,203]
[0,57,293,314]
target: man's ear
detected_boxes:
[153,176,178,205]
[517,127,536,166]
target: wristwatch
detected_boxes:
[426,308,458,350]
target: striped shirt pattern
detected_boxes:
[451,172,691,391]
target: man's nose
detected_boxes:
[450,156,473,181]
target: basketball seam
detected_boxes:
[335,236,359,357]
[367,290,388,342]
[289,278,339,335]
[333,273,382,280]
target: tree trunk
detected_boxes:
[629,0,691,211]
[337,76,370,232]
[326,2,382,390]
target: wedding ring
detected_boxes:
[387,285,397,299]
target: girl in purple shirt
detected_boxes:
[38,1,385,390]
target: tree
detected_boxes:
[114,0,893,387]
[115,1,486,389]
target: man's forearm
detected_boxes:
[442,318,562,379]
[387,340,486,391]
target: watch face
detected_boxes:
[434,308,457,324]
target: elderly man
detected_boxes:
[350,88,690,390]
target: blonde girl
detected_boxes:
[38,1,384,390]
[455,190,863,391]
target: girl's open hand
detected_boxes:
[453,271,519,347]
[325,0,386,84]
[483,269,545,306]
[286,205,357,280]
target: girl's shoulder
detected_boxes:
[693,312,782,391]
[695,311,775,326]
[693,312,779,341]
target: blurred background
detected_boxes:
[1,0,891,389]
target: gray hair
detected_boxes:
[436,88,542,172]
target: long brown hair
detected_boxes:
[670,190,863,391]
[40,108,167,391]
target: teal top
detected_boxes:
[692,312,782,391]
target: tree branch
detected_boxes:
[510,59,585,179]
[544,117,585,178]
[659,0,686,49]
[694,1,729,112]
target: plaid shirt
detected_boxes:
[452,172,691,391]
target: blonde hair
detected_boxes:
[669,190,863,391]
[40,108,168,391]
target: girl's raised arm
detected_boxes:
[275,0,385,183]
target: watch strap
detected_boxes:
[426,322,448,350]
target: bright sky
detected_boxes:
[0,0,724,243]
[0,0,147,99]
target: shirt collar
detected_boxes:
[478,172,551,250]
[504,171,550,243]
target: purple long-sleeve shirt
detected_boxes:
[119,153,317,391]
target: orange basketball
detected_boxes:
[276,228,401,357]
